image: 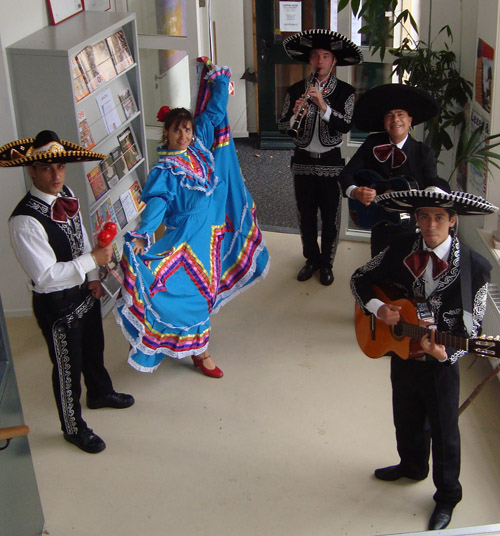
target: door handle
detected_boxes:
[258,38,270,62]
[0,425,29,451]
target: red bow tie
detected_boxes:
[373,143,407,168]
[50,196,79,223]
[404,250,449,280]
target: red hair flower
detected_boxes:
[157,106,172,123]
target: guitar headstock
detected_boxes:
[470,335,500,358]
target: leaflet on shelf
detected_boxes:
[106,30,134,73]
[71,56,90,102]
[118,88,138,119]
[100,153,120,188]
[98,242,123,298]
[86,165,108,202]
[113,197,128,230]
[118,126,142,170]
[90,197,118,243]
[77,110,95,149]
[96,88,122,135]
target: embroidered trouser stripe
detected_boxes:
[32,288,113,435]
[51,317,77,434]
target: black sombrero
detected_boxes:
[353,84,440,132]
[375,187,498,215]
[0,130,106,167]
[283,29,362,66]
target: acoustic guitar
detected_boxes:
[354,284,500,360]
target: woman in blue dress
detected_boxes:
[114,59,269,376]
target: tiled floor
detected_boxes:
[7,232,500,536]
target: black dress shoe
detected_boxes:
[428,504,454,530]
[297,262,318,281]
[64,427,106,454]
[87,391,135,409]
[374,464,428,481]
[319,266,334,286]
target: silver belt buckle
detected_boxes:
[309,151,321,159]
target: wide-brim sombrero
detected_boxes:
[375,187,498,215]
[283,29,362,66]
[0,130,105,167]
[353,84,440,132]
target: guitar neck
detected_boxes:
[400,322,468,351]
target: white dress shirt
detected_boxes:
[9,185,98,294]
[366,234,453,317]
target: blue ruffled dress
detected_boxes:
[114,62,270,372]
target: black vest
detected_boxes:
[10,186,85,262]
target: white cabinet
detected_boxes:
[7,12,148,315]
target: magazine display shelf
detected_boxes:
[7,12,148,315]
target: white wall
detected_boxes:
[209,0,248,137]
[454,0,500,287]
[0,1,51,315]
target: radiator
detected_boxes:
[480,283,500,380]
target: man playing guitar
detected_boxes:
[350,185,497,530]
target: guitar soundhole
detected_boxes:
[392,323,404,339]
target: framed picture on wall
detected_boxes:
[46,0,84,25]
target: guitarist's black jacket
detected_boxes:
[350,232,491,364]
[340,132,438,194]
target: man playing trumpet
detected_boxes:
[278,29,362,286]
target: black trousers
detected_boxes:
[391,356,462,507]
[32,285,113,435]
[292,149,343,268]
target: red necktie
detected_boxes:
[50,196,79,223]
[404,250,449,280]
[373,144,407,168]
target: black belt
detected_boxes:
[33,284,87,301]
[297,148,340,159]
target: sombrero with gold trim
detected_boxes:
[0,130,106,167]
[375,186,498,215]
[283,29,362,66]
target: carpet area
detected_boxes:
[235,137,298,232]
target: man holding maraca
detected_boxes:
[4,130,134,454]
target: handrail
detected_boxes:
[0,425,29,451]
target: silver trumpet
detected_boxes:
[287,70,319,138]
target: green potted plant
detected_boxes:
[339,0,500,183]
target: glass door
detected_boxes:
[255,0,330,148]
[337,2,398,241]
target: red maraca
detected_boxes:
[97,221,117,247]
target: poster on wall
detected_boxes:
[47,0,83,25]
[157,0,188,76]
[467,107,490,197]
[474,38,494,114]
[279,2,302,32]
